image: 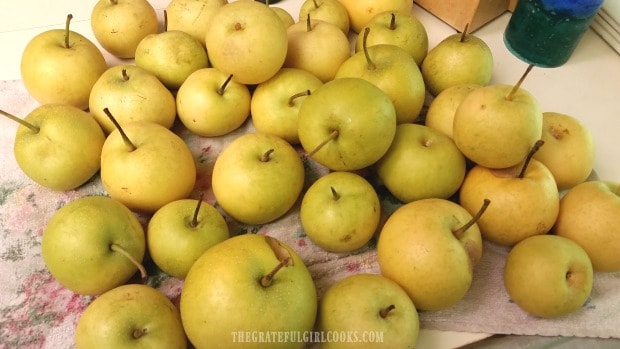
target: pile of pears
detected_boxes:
[4,0,619,348]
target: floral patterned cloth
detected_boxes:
[1,79,619,349]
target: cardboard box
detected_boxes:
[414,0,516,32]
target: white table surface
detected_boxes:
[0,0,618,348]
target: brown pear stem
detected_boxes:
[330,186,340,201]
[306,129,339,158]
[218,74,234,95]
[460,23,470,43]
[389,13,396,30]
[110,243,147,283]
[260,149,275,162]
[380,304,396,318]
[163,9,168,32]
[288,90,311,106]
[64,14,73,48]
[453,198,491,238]
[0,110,39,133]
[260,257,292,287]
[122,68,130,81]
[518,139,545,178]
[190,192,205,228]
[506,64,534,101]
[362,27,376,70]
[306,13,312,32]
[103,108,137,151]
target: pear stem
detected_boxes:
[518,139,545,179]
[260,257,292,287]
[288,90,311,107]
[312,0,319,9]
[460,23,469,43]
[0,110,40,133]
[330,186,340,201]
[110,243,147,283]
[306,13,312,32]
[305,129,339,158]
[189,192,205,228]
[64,14,73,48]
[260,149,275,162]
[122,68,130,81]
[380,304,396,318]
[506,64,534,101]
[103,108,137,151]
[362,27,376,70]
[218,74,234,95]
[389,13,396,30]
[453,198,491,238]
[163,10,168,32]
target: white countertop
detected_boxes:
[0,0,618,348]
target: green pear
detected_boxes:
[298,0,350,34]
[180,234,317,349]
[165,0,227,44]
[533,111,595,190]
[147,197,230,279]
[375,123,466,203]
[2,104,105,191]
[251,67,324,144]
[41,196,146,296]
[355,11,428,66]
[421,29,493,96]
[424,83,481,139]
[91,0,159,59]
[89,65,177,134]
[285,16,351,83]
[135,30,209,89]
[336,28,425,124]
[297,77,397,171]
[76,284,187,349]
[100,116,197,214]
[300,171,380,253]
[504,235,593,318]
[20,14,107,110]
[452,66,543,169]
[205,0,288,85]
[317,273,419,349]
[377,198,486,311]
[554,180,620,272]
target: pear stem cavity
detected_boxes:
[64,14,73,49]
[389,13,397,30]
[104,107,137,151]
[260,257,292,287]
[453,198,490,238]
[0,110,40,133]
[518,139,545,178]
[506,64,534,101]
[362,27,376,70]
[288,90,311,106]
[380,304,396,318]
[110,0,119,4]
[305,129,339,158]
[110,243,147,283]
[260,149,275,162]
[189,192,205,228]
[132,328,147,339]
[218,74,234,95]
